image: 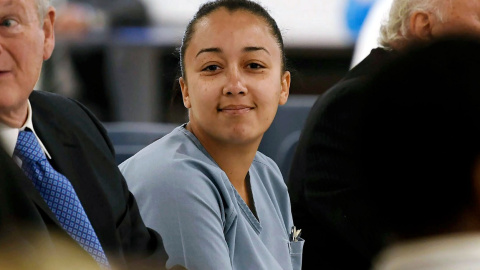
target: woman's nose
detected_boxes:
[223,68,248,96]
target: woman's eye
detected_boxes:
[247,63,264,69]
[202,65,220,72]
[1,19,18,28]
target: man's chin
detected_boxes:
[0,96,30,128]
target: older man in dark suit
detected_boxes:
[0,0,167,269]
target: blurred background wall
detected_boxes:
[39,0,391,169]
[40,0,384,123]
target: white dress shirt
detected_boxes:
[0,100,51,164]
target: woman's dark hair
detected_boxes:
[179,0,286,80]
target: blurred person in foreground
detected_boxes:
[0,148,100,269]
[360,37,480,270]
[0,0,167,268]
[120,0,304,269]
[288,0,480,269]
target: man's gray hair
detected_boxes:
[379,0,452,49]
[36,0,52,21]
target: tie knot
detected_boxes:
[14,130,46,163]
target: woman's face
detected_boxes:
[180,8,290,148]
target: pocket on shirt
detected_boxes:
[290,238,305,270]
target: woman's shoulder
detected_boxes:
[252,151,281,173]
[119,125,229,192]
[121,126,215,168]
[251,151,286,187]
[120,126,237,228]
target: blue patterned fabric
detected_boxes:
[14,130,110,268]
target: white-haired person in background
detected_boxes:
[288,0,480,269]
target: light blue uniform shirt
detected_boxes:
[120,125,304,270]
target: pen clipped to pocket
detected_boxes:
[289,226,305,270]
[290,226,302,242]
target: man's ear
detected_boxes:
[279,71,290,106]
[409,11,433,41]
[179,77,191,109]
[43,7,56,60]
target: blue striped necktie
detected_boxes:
[14,130,110,268]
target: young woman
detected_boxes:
[120,1,304,269]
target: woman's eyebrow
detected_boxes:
[196,47,222,58]
[244,46,270,55]
[195,46,270,58]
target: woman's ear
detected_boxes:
[179,77,191,109]
[279,71,290,106]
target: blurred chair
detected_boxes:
[103,122,177,164]
[258,95,318,181]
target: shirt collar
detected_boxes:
[0,100,51,159]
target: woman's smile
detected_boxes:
[218,104,255,115]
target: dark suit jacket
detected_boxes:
[288,48,397,270]
[19,90,168,269]
[0,146,58,243]
[0,147,102,267]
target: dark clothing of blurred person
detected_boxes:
[362,38,480,270]
[288,0,480,268]
[288,47,397,269]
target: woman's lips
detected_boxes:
[218,105,254,115]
